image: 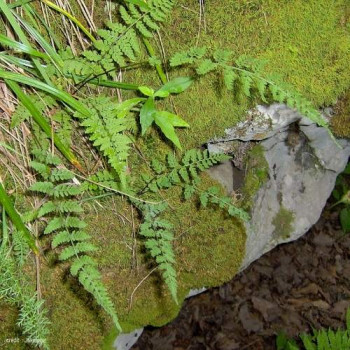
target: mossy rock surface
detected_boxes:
[1,0,350,349]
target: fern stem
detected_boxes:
[0,181,39,255]
[40,0,96,43]
[72,75,139,91]
[143,38,167,84]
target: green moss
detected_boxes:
[272,206,295,239]
[241,144,269,208]
[331,90,350,138]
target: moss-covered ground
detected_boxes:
[1,0,350,349]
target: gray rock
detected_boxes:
[207,103,350,270]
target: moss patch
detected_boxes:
[331,90,350,138]
[241,144,269,209]
[272,206,295,240]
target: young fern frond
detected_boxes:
[140,149,249,221]
[132,201,178,303]
[29,151,121,331]
[200,186,250,222]
[81,170,122,193]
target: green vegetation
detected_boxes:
[331,163,350,233]
[276,308,350,350]
[0,0,349,349]
[272,206,295,240]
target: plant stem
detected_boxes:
[40,0,96,43]
[142,37,167,84]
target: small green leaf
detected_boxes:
[140,97,156,135]
[154,112,182,149]
[156,111,189,127]
[154,90,170,98]
[155,77,193,96]
[138,86,155,97]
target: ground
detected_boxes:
[132,202,350,349]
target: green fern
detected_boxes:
[276,310,350,350]
[170,49,329,129]
[142,149,230,192]
[120,0,175,38]
[74,96,143,189]
[29,151,122,332]
[132,200,177,303]
[81,170,122,193]
[199,186,250,222]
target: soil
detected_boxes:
[131,204,350,350]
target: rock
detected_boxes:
[208,103,350,271]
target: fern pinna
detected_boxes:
[170,48,329,129]
[132,200,178,303]
[29,151,121,331]
[141,149,250,222]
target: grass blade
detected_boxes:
[14,12,64,66]
[0,33,49,60]
[5,79,83,171]
[0,0,52,85]
[40,0,96,43]
[0,70,91,117]
[0,181,38,255]
[7,0,33,9]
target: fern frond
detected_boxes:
[59,242,97,260]
[200,186,250,222]
[170,47,207,67]
[74,96,137,188]
[144,149,231,192]
[134,201,178,303]
[81,170,122,193]
[30,153,121,331]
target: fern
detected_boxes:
[199,186,250,222]
[132,200,177,303]
[276,310,350,350]
[169,49,329,128]
[143,149,230,192]
[29,151,122,331]
[81,170,122,193]
[74,96,143,188]
[120,0,176,38]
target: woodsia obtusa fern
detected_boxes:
[141,149,250,222]
[29,150,121,331]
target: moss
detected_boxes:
[331,90,350,138]
[272,206,295,239]
[241,144,269,208]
